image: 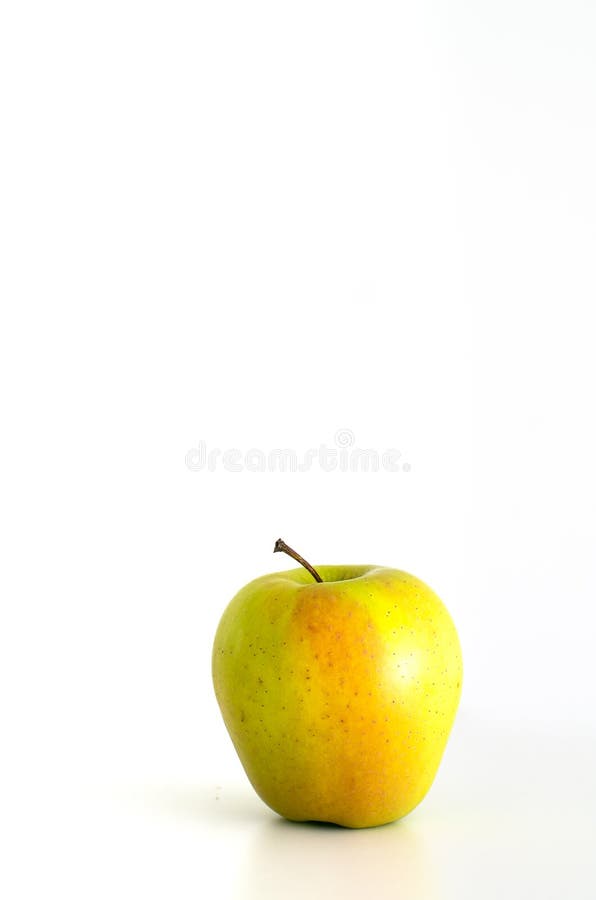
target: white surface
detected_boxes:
[2,1,596,897]
[4,716,595,899]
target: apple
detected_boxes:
[212,539,463,828]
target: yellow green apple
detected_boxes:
[212,540,463,828]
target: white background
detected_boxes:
[1,1,595,897]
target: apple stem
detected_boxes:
[273,538,323,583]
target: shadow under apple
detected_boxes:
[234,812,439,900]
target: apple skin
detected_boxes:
[212,565,462,828]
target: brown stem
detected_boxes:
[273,538,323,583]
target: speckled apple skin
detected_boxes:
[212,565,463,828]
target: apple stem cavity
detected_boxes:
[273,538,323,583]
